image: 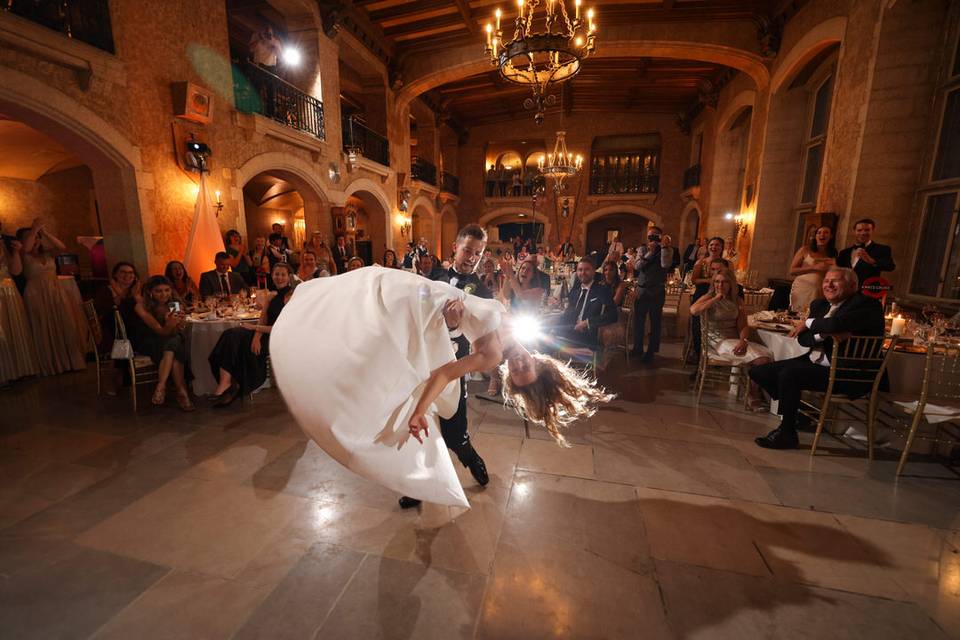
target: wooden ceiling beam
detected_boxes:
[453,0,479,35]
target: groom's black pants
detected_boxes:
[439,377,479,466]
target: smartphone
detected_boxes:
[168,301,181,313]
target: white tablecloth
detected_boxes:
[755,328,923,395]
[186,318,256,395]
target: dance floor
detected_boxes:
[1,342,958,639]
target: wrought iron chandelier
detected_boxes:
[484,0,598,124]
[538,130,582,194]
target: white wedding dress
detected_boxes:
[270,267,505,507]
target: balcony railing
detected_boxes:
[683,163,701,190]
[342,116,389,167]
[441,171,460,195]
[5,0,115,53]
[233,61,325,140]
[589,151,660,195]
[411,156,437,186]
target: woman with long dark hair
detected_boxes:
[689,236,729,362]
[164,260,199,308]
[93,261,144,394]
[134,276,192,410]
[789,225,837,312]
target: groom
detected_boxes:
[399,224,491,509]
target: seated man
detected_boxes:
[199,252,247,298]
[417,253,445,280]
[750,267,885,450]
[551,258,617,349]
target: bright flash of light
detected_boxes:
[512,314,542,345]
[282,47,302,66]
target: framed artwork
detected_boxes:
[606,229,620,242]
[335,216,344,232]
[346,212,357,231]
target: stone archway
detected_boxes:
[478,207,552,247]
[579,204,661,254]
[343,178,391,263]
[410,194,438,255]
[440,205,459,257]
[679,202,702,250]
[0,65,150,270]
[235,152,331,248]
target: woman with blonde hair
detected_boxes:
[270,267,612,507]
[689,268,773,410]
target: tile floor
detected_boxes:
[0,342,958,639]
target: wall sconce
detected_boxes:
[184,136,211,173]
[724,212,748,237]
[396,213,412,237]
[214,190,224,216]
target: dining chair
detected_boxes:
[741,291,772,315]
[621,282,638,356]
[871,342,960,475]
[693,314,749,406]
[661,283,685,338]
[803,335,896,459]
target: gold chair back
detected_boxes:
[663,283,684,314]
[81,299,103,353]
[922,342,960,403]
[741,291,771,315]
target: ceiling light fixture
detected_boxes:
[484,0,597,124]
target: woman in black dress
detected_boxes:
[207,262,293,407]
[133,275,193,411]
[93,261,145,394]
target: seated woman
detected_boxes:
[208,263,293,407]
[346,256,365,272]
[499,255,545,312]
[270,266,611,507]
[689,268,773,410]
[134,275,193,411]
[597,260,627,370]
[164,260,199,309]
[295,250,321,283]
[93,261,145,393]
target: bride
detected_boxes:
[269,265,610,507]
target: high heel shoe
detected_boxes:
[177,389,195,412]
[213,382,240,409]
[151,385,167,406]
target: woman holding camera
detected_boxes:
[17,218,85,375]
[207,262,294,407]
[134,275,193,410]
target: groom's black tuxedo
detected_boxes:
[836,242,895,286]
[428,267,491,468]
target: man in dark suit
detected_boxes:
[631,227,676,363]
[835,218,895,289]
[681,238,702,276]
[332,235,351,273]
[399,224,491,510]
[199,252,247,298]
[750,267,885,450]
[553,258,617,349]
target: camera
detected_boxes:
[168,301,182,314]
[648,233,662,243]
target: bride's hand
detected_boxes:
[408,414,429,443]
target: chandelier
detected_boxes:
[538,130,582,193]
[484,0,597,123]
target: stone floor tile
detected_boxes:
[0,426,118,462]
[516,437,595,479]
[316,555,487,640]
[183,433,300,483]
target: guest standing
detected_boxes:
[208,263,293,407]
[500,255,545,313]
[316,244,337,276]
[789,225,836,312]
[248,237,271,287]
[0,235,39,384]
[224,230,253,286]
[333,235,351,273]
[836,218,895,290]
[295,250,322,283]
[17,219,85,375]
[134,276,193,411]
[630,227,674,363]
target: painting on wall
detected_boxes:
[606,229,620,242]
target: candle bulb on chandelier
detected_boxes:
[495,8,501,31]
[485,23,492,47]
[575,0,581,20]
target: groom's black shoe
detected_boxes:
[754,425,799,450]
[398,496,422,509]
[468,456,489,486]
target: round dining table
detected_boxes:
[186,315,259,396]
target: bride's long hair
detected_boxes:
[500,354,613,447]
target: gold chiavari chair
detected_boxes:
[621,281,638,355]
[662,283,685,338]
[871,343,960,476]
[694,314,749,405]
[803,335,896,459]
[82,300,112,396]
[741,291,772,316]
[84,300,159,412]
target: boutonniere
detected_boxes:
[463,283,477,295]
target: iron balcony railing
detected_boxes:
[589,150,660,195]
[4,0,115,53]
[441,171,460,195]
[233,60,325,140]
[683,163,702,190]
[342,115,389,167]
[411,156,437,186]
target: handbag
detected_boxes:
[110,308,134,360]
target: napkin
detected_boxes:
[894,401,960,424]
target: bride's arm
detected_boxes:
[408,331,503,442]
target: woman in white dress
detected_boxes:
[270,266,610,507]
[690,268,773,411]
[789,225,837,313]
[0,236,39,384]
